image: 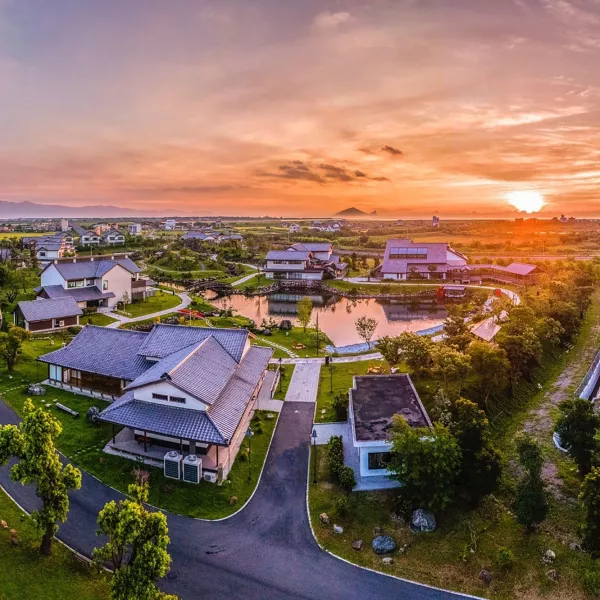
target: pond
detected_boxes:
[208,292,448,347]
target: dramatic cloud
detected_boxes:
[1,0,600,216]
[382,145,404,157]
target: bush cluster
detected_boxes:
[327,435,356,492]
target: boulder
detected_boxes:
[382,557,394,566]
[542,549,556,564]
[569,541,582,552]
[372,535,396,555]
[27,384,45,396]
[279,320,293,331]
[333,525,344,534]
[352,540,363,551]
[229,496,238,506]
[319,513,330,525]
[372,526,382,536]
[410,509,436,533]
[479,570,493,584]
[0,520,7,529]
[546,569,559,582]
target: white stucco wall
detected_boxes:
[41,264,67,287]
[100,264,133,308]
[133,380,207,410]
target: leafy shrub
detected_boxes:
[67,326,82,335]
[331,392,348,421]
[338,466,356,492]
[327,435,344,480]
[333,495,349,518]
[496,547,514,570]
[584,570,600,597]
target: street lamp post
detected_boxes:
[329,358,334,393]
[311,428,318,484]
[246,426,253,481]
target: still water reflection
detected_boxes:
[209,292,448,347]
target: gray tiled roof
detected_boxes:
[39,285,115,302]
[209,345,272,441]
[43,257,141,280]
[126,336,237,405]
[38,325,151,381]
[99,396,226,444]
[138,324,248,362]
[17,297,82,322]
[381,239,456,274]
[289,242,332,252]
[266,250,310,261]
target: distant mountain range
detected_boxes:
[0,200,188,219]
[333,207,378,217]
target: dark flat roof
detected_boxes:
[350,374,431,442]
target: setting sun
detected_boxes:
[505,190,545,214]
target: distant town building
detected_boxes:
[289,223,301,233]
[60,218,69,232]
[432,216,440,227]
[128,223,143,235]
[165,219,176,231]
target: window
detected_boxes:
[169,396,186,404]
[102,280,108,290]
[367,451,391,471]
[152,393,168,401]
[49,364,62,382]
[389,247,428,259]
[67,280,85,288]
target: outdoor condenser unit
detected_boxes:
[164,451,182,480]
[182,455,202,484]
[203,472,218,484]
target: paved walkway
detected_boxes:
[284,361,321,402]
[256,370,284,412]
[312,421,351,445]
[231,272,259,287]
[105,292,192,328]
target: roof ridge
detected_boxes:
[167,337,213,377]
[83,324,149,336]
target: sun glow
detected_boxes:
[505,190,545,213]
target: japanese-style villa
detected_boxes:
[38,324,273,478]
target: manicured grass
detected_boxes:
[273,364,295,400]
[308,448,593,600]
[328,280,442,294]
[254,327,332,358]
[0,338,279,520]
[125,290,182,317]
[315,360,385,422]
[79,313,118,327]
[0,488,109,600]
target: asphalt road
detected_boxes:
[0,401,471,600]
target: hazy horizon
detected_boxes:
[1,0,599,217]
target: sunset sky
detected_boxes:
[1,0,599,217]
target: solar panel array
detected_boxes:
[389,247,429,259]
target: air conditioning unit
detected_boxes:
[164,451,182,480]
[203,472,218,484]
[182,455,202,484]
[58,320,65,327]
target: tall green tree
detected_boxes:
[497,326,542,381]
[513,434,548,531]
[556,398,600,475]
[443,398,502,504]
[388,417,461,511]
[296,297,313,333]
[394,332,433,374]
[0,326,30,373]
[443,314,471,352]
[355,316,378,348]
[429,344,471,394]
[579,467,600,557]
[94,483,176,600]
[467,341,511,408]
[0,399,82,555]
[375,336,403,366]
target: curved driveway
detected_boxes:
[0,400,470,600]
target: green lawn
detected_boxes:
[0,488,109,600]
[315,360,386,422]
[124,290,182,317]
[253,327,332,358]
[308,448,593,600]
[79,313,118,327]
[0,336,279,520]
[273,364,295,400]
